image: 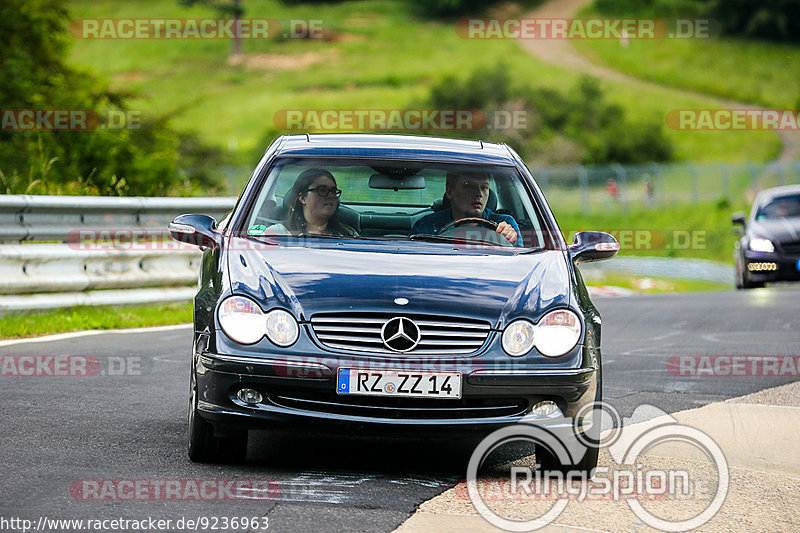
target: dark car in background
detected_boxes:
[733,184,800,289]
[169,134,619,473]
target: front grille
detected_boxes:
[309,312,492,355]
[780,240,800,255]
[268,389,528,420]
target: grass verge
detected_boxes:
[0,302,191,340]
[574,4,800,109]
[584,272,729,294]
[556,200,742,264]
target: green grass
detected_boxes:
[556,200,742,264]
[574,5,800,109]
[65,0,780,191]
[583,272,729,293]
[0,302,192,339]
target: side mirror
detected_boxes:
[569,231,619,263]
[731,212,746,226]
[169,214,220,249]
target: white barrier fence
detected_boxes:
[0,194,235,242]
[0,245,201,294]
[0,244,203,312]
[0,194,235,312]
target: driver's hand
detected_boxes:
[496,221,518,244]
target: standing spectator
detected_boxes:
[606,179,619,202]
[643,176,655,206]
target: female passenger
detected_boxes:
[268,168,356,236]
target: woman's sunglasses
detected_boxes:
[307,186,342,198]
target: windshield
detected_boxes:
[242,157,550,250]
[756,194,800,220]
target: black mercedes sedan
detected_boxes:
[169,134,619,473]
[733,184,800,289]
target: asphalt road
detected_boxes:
[1,288,798,532]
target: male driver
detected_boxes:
[411,171,523,246]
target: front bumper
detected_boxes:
[742,251,800,282]
[193,351,599,435]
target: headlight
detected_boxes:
[749,238,774,253]
[534,309,581,357]
[265,308,299,347]
[218,296,266,345]
[502,320,535,356]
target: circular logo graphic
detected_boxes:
[380,317,421,352]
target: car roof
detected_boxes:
[754,184,800,206]
[273,134,516,165]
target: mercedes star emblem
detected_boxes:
[380,317,421,352]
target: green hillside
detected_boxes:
[66,0,780,190]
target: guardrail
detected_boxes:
[0,195,236,242]
[0,195,236,312]
[0,245,200,294]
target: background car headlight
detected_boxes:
[534,309,581,357]
[218,296,266,345]
[502,320,535,356]
[265,308,299,347]
[749,238,774,253]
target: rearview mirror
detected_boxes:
[569,231,620,263]
[369,174,426,190]
[169,214,220,249]
[731,212,746,226]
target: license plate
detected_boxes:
[336,368,462,399]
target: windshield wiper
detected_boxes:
[407,234,453,243]
[295,233,348,239]
[407,233,511,247]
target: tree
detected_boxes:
[0,0,224,196]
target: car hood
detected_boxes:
[749,217,800,244]
[226,238,571,327]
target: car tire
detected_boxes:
[188,385,248,463]
[536,374,601,478]
[536,438,599,478]
[736,266,764,289]
[735,262,744,290]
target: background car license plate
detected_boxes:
[337,369,462,399]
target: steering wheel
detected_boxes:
[437,217,513,246]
